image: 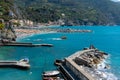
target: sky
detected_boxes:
[111,0,120,2]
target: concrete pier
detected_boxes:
[0,59,30,69]
[58,65,75,80]
[0,42,53,47]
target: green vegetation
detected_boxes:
[0,0,14,21]
[0,23,4,29]
[2,0,120,25]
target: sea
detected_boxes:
[0,26,120,80]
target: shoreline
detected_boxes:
[15,25,92,41]
[15,28,56,41]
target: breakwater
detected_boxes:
[56,46,110,80]
[57,28,92,33]
[65,49,97,80]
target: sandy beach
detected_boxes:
[14,25,92,40]
[15,28,55,40]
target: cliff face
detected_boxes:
[0,0,16,41]
[15,0,120,25]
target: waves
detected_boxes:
[95,70,118,80]
[51,38,62,41]
[95,59,118,80]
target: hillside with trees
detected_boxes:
[13,0,120,25]
[0,0,15,21]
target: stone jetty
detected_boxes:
[55,45,109,80]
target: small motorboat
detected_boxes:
[42,70,60,77]
[61,36,67,40]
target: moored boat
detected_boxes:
[43,76,63,80]
[61,36,67,40]
[42,70,60,77]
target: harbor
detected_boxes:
[0,26,119,80]
[0,0,120,79]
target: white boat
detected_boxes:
[19,58,29,64]
[42,70,60,77]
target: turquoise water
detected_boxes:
[0,26,120,80]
